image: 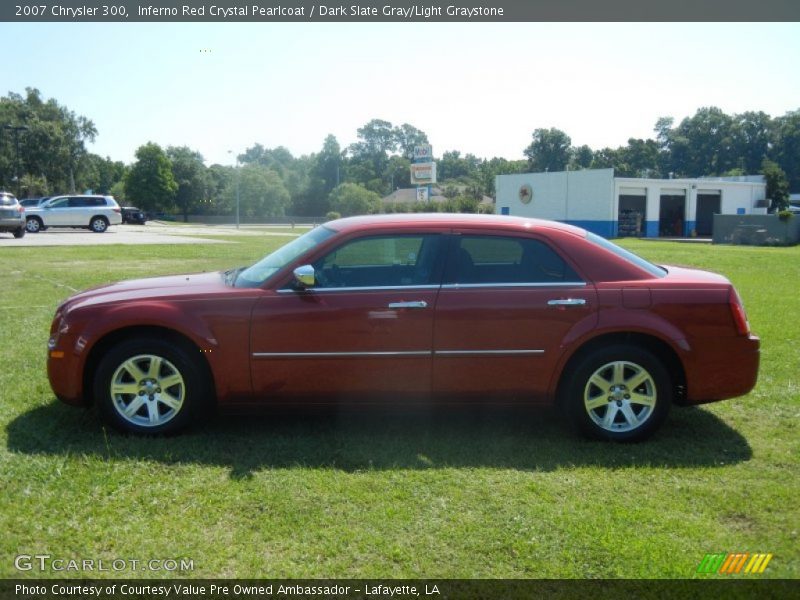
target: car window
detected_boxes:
[0,195,16,206]
[69,197,104,207]
[235,225,337,287]
[446,235,582,285]
[313,234,443,288]
[586,233,666,278]
[48,198,69,208]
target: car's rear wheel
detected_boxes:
[25,217,42,233]
[94,337,211,435]
[90,216,109,233]
[563,344,671,442]
[13,226,25,238]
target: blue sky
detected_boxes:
[3,22,799,166]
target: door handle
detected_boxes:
[547,298,586,307]
[388,301,428,309]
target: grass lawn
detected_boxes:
[0,235,798,579]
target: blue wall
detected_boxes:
[563,220,616,239]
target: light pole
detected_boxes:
[227,150,240,229]
[3,125,28,198]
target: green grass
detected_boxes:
[0,236,798,579]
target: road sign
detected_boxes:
[410,162,437,184]
[413,145,433,163]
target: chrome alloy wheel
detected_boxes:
[110,354,185,427]
[583,360,656,433]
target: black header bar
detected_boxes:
[2,0,799,22]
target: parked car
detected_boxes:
[25,195,122,233]
[20,197,50,208]
[121,206,146,224]
[0,191,26,238]
[47,214,760,440]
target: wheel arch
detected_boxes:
[82,325,216,407]
[554,331,687,407]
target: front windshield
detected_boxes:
[234,225,337,288]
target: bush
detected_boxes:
[325,211,341,221]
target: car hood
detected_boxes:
[61,272,230,312]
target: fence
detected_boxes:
[712,214,800,246]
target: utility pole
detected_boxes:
[3,125,28,197]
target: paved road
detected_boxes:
[0,222,301,247]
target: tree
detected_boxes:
[124,143,178,212]
[772,110,800,191]
[0,88,97,193]
[761,159,789,211]
[571,145,594,170]
[523,128,572,172]
[167,146,209,221]
[393,123,428,159]
[226,165,290,219]
[328,183,380,216]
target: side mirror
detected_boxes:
[293,264,315,288]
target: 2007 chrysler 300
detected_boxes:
[47,214,760,441]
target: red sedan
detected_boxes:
[47,214,760,441]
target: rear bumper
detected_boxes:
[682,334,760,405]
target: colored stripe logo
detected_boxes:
[697,553,773,574]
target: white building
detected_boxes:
[496,169,768,238]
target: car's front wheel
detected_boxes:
[90,216,109,233]
[25,217,42,233]
[94,337,212,435]
[562,344,671,442]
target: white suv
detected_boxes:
[25,195,122,233]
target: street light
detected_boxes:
[227,150,240,229]
[3,124,28,198]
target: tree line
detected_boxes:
[1,88,796,217]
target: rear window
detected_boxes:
[0,194,16,206]
[587,233,666,278]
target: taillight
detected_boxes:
[18,205,24,213]
[729,287,750,336]
[113,207,121,213]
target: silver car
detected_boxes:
[0,191,26,238]
[25,195,122,233]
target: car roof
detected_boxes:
[326,213,587,237]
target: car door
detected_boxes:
[249,232,445,399]
[43,197,71,226]
[432,232,598,400]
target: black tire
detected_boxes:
[93,336,212,435]
[13,226,25,238]
[90,216,109,233]
[562,344,671,442]
[25,217,42,233]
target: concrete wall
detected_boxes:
[495,169,616,237]
[713,214,800,246]
[496,169,767,239]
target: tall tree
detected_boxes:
[761,159,790,211]
[226,165,290,219]
[167,146,209,221]
[328,182,380,216]
[772,110,800,191]
[124,142,178,212]
[0,88,97,193]
[393,123,429,159]
[523,128,572,173]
